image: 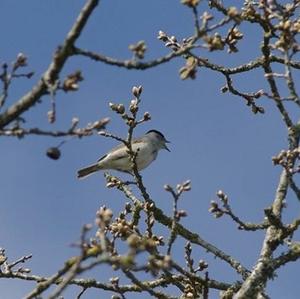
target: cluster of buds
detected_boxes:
[108,103,132,126]
[126,233,142,249]
[221,86,264,100]
[12,53,33,79]
[182,284,197,299]
[1,53,33,109]
[197,259,209,271]
[163,184,173,192]
[164,180,192,196]
[0,249,7,267]
[209,190,230,218]
[221,80,264,115]
[272,148,300,173]
[148,254,172,276]
[226,27,243,53]
[265,0,277,11]
[107,86,144,130]
[184,241,194,270]
[241,3,260,22]
[127,234,164,253]
[179,56,198,80]
[143,202,157,235]
[112,255,135,270]
[292,19,300,34]
[129,40,147,59]
[165,181,190,220]
[143,203,154,228]
[144,201,155,213]
[274,22,295,51]
[181,0,199,8]
[0,249,32,274]
[95,206,113,228]
[86,238,103,257]
[106,175,123,188]
[157,31,198,81]
[277,20,293,32]
[109,102,125,114]
[62,70,83,92]
[177,180,192,194]
[158,31,182,51]
[129,86,143,119]
[227,6,242,23]
[110,277,123,298]
[110,277,120,289]
[125,117,135,128]
[88,117,110,131]
[250,102,265,114]
[209,200,224,218]
[216,190,229,205]
[110,217,134,239]
[204,33,225,51]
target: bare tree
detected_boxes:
[1,0,300,298]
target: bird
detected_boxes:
[77,130,170,179]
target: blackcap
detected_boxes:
[77,130,170,178]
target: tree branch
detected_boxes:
[114,180,250,279]
[73,45,192,70]
[0,0,100,129]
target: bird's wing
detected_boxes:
[97,137,145,162]
[97,143,127,162]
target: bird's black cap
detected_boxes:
[146,129,170,144]
[146,129,166,140]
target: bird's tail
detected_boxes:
[77,163,102,179]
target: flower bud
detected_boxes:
[71,117,79,127]
[157,31,168,41]
[143,112,151,121]
[132,85,143,98]
[164,184,172,192]
[217,190,225,198]
[16,53,27,67]
[117,104,125,114]
[177,210,188,217]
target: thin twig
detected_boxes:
[0,0,100,128]
[116,182,250,279]
[7,254,32,271]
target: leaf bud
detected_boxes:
[132,85,143,98]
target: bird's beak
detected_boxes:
[164,140,171,152]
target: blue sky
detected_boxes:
[1,1,299,298]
